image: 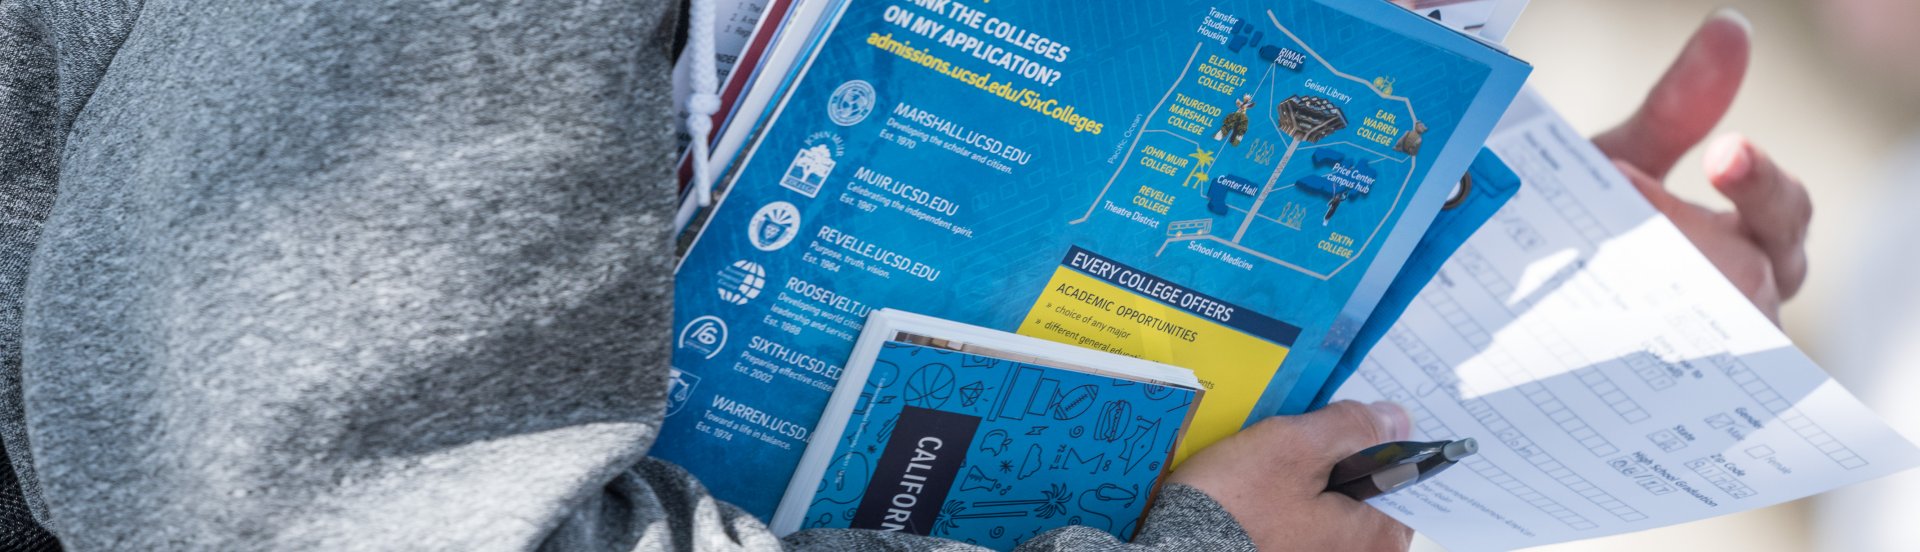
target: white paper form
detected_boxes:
[1332,90,1920,551]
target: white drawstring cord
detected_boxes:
[675,0,722,233]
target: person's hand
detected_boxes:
[1592,10,1812,323]
[1168,400,1414,551]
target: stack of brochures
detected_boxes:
[656,0,1920,548]
[662,0,1532,528]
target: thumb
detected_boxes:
[1289,401,1412,467]
[1593,8,1752,179]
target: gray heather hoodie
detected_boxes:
[0,0,1256,550]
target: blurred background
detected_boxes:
[1417,1,1920,550]
[1512,0,1917,353]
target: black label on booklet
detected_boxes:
[850,406,981,534]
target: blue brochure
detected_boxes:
[796,340,1196,549]
[666,0,1529,517]
[1310,147,1524,409]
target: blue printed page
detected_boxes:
[801,341,1195,549]
[1311,147,1524,408]
[664,0,1528,517]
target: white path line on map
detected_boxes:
[1264,10,1420,122]
[1071,42,1205,225]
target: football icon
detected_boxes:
[1048,384,1098,420]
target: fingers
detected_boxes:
[1173,402,1418,551]
[1618,157,1786,322]
[1612,160,1687,216]
[1705,134,1811,299]
[1289,401,1412,466]
[1171,402,1418,550]
[1613,158,1729,227]
[1593,9,1753,180]
[1235,400,1411,485]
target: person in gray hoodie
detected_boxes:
[0,1,1810,550]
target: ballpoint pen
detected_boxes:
[1325,438,1479,500]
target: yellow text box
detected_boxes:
[1017,267,1289,466]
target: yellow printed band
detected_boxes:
[1017,246,1300,465]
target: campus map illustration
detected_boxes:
[1074,10,1424,281]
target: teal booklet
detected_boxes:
[666,0,1530,517]
[770,310,1203,549]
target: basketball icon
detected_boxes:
[903,363,956,408]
